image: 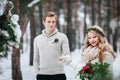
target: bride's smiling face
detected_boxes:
[87,30,99,47]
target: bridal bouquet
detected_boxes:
[77,62,110,80]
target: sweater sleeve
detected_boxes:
[33,37,40,74]
[61,34,70,55]
[58,54,85,72]
[69,61,85,72]
[104,51,114,64]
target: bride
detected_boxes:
[59,25,120,80]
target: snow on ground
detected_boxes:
[0,53,12,80]
[0,50,36,80]
[20,51,36,80]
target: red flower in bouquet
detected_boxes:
[79,62,93,80]
[81,62,91,74]
[78,62,110,80]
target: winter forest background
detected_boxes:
[0,0,120,80]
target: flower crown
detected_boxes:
[86,26,105,37]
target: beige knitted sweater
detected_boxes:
[33,29,70,75]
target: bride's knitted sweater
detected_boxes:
[81,46,114,65]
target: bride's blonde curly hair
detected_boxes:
[82,25,116,64]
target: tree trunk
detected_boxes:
[117,0,120,17]
[66,0,75,51]
[106,0,111,42]
[29,11,36,65]
[98,0,102,26]
[39,2,44,33]
[84,0,87,37]
[112,0,117,52]
[91,0,95,25]
[12,47,22,80]
[11,0,20,14]
[74,0,80,49]
[11,1,22,80]
[55,0,61,30]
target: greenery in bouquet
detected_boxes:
[77,62,111,80]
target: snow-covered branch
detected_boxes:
[28,0,40,8]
